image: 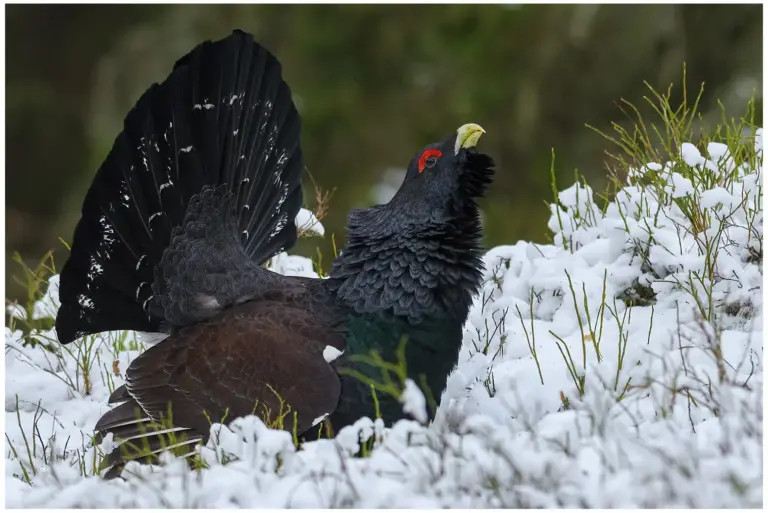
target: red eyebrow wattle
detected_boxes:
[418,149,443,173]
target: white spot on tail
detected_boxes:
[323,346,343,363]
[135,282,149,300]
[196,98,215,110]
[277,149,288,167]
[180,146,194,153]
[77,294,94,309]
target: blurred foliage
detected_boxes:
[6,4,762,303]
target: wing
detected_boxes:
[95,288,345,473]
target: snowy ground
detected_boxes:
[5,133,763,507]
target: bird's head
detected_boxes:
[385,123,495,225]
[330,123,495,321]
[342,123,495,242]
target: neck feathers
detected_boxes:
[327,203,485,325]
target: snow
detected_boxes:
[667,172,695,198]
[5,132,763,507]
[295,207,325,236]
[400,379,428,424]
[681,142,705,167]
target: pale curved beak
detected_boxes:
[455,123,486,155]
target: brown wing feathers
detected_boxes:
[95,293,345,476]
[50,30,346,477]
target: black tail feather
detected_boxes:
[56,30,304,344]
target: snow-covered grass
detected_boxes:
[5,91,763,507]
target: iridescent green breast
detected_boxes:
[329,312,463,427]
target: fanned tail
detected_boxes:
[56,30,304,344]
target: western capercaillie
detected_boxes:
[56,29,495,477]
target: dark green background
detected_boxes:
[5,4,762,302]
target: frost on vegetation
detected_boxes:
[5,130,763,507]
[400,378,428,424]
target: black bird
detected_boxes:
[55,30,494,474]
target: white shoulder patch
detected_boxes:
[323,345,344,363]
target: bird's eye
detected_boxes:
[418,149,443,173]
